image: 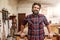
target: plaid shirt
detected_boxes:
[22,14,49,40]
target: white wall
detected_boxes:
[18,1,32,15]
[0,12,3,40]
[0,0,18,16]
[46,3,60,24]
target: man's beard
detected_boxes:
[32,10,39,15]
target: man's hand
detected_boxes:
[20,32,25,38]
[48,32,53,39]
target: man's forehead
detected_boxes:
[34,5,40,7]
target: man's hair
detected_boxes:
[32,3,41,9]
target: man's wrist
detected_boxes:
[49,32,53,35]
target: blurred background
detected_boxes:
[0,0,60,40]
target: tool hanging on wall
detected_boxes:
[1,8,10,40]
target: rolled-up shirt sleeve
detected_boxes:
[43,16,49,26]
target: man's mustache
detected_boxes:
[33,10,39,13]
